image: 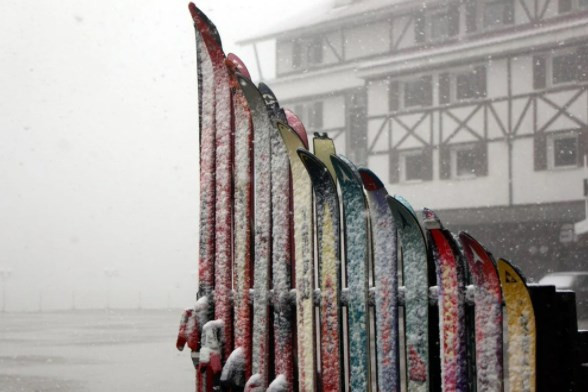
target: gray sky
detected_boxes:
[0,0,322,310]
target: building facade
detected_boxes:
[240,0,588,279]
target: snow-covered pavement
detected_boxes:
[0,310,194,391]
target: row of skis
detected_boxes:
[176,4,536,392]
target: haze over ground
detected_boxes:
[0,0,319,311]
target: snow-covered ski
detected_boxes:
[189,5,234,391]
[278,122,317,392]
[358,168,399,391]
[459,232,503,392]
[422,209,468,392]
[220,53,254,389]
[387,196,430,392]
[331,154,371,391]
[298,149,343,392]
[497,258,536,392]
[238,75,273,390]
[260,85,296,390]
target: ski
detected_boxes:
[189,6,234,391]
[358,169,400,391]
[330,154,371,391]
[238,75,273,389]
[312,133,337,183]
[497,258,536,392]
[220,53,254,389]
[284,108,309,148]
[422,209,468,392]
[189,3,215,323]
[298,149,343,392]
[387,196,430,392]
[278,122,317,392]
[459,232,503,392]
[259,83,296,390]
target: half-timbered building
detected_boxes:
[239,0,588,278]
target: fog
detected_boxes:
[2,0,588,390]
[0,0,317,312]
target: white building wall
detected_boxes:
[512,137,586,204]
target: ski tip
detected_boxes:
[330,154,360,184]
[422,208,443,229]
[188,2,197,19]
[358,168,384,191]
[298,149,330,178]
[189,3,222,47]
[497,257,528,283]
[258,82,278,104]
[283,108,309,149]
[277,121,307,150]
[226,53,251,79]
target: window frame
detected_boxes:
[547,130,580,169]
[481,0,514,30]
[450,143,479,180]
[399,149,426,183]
[551,48,581,86]
[403,75,433,109]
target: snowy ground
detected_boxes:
[0,310,194,392]
[1,310,586,391]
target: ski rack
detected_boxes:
[178,4,588,391]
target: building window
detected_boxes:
[482,0,513,29]
[455,66,487,100]
[440,142,488,179]
[391,147,433,183]
[439,66,487,104]
[534,47,588,89]
[559,0,588,13]
[553,51,580,84]
[404,76,433,108]
[451,144,478,178]
[400,150,424,182]
[291,36,324,70]
[430,10,450,40]
[548,132,579,168]
[293,101,323,130]
[307,37,323,65]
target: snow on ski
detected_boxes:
[497,258,536,392]
[422,208,468,392]
[238,75,273,389]
[220,53,253,389]
[459,232,504,392]
[387,197,429,392]
[278,122,317,392]
[298,149,343,392]
[358,168,400,391]
[190,7,234,375]
[330,154,371,391]
[189,3,215,318]
[260,84,295,389]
